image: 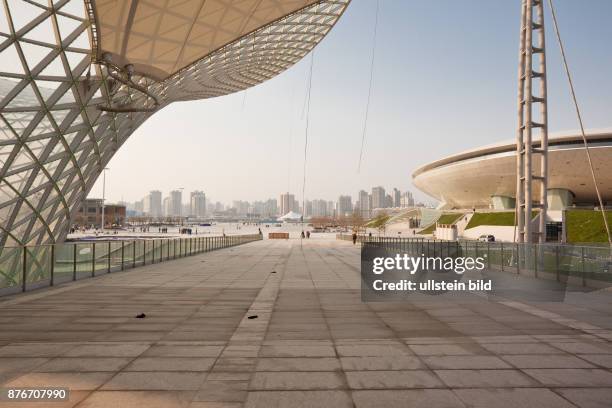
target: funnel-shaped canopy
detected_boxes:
[94,0,320,80]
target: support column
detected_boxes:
[516,0,549,243]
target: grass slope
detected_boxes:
[437,213,463,225]
[417,213,463,235]
[465,211,537,229]
[418,223,436,235]
[566,210,612,243]
[366,214,391,228]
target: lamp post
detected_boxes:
[101,167,109,232]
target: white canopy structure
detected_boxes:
[0,0,349,250]
[278,211,302,222]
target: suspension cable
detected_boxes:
[547,0,612,246]
[301,50,315,243]
[241,89,247,111]
[286,74,299,195]
[357,0,380,173]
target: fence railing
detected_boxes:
[0,234,262,296]
[337,234,612,287]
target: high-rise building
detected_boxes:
[170,190,182,217]
[142,195,151,215]
[163,197,172,216]
[327,201,335,218]
[337,195,353,217]
[251,201,262,216]
[304,200,313,217]
[358,190,371,218]
[371,186,386,209]
[190,191,206,217]
[252,199,277,217]
[264,199,278,217]
[134,199,144,214]
[393,188,401,208]
[311,199,328,217]
[280,193,296,215]
[293,198,300,213]
[143,190,162,217]
[232,200,250,215]
[400,191,415,207]
[385,194,393,208]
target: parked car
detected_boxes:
[478,235,495,242]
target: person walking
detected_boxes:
[352,231,357,245]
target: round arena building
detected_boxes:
[412,131,612,211]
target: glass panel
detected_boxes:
[123,241,135,268]
[54,242,75,284]
[94,242,110,275]
[154,240,161,262]
[25,245,52,289]
[586,246,612,283]
[75,242,93,279]
[144,240,153,262]
[110,241,123,271]
[487,243,501,270]
[135,240,144,266]
[0,247,23,292]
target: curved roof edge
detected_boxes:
[412,129,612,179]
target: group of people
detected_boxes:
[300,231,311,239]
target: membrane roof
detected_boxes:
[94,0,320,80]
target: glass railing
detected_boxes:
[0,234,262,296]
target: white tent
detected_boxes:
[278,211,302,222]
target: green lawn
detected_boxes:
[417,223,436,235]
[366,214,391,228]
[417,213,463,235]
[465,211,537,229]
[566,210,612,243]
[437,213,464,225]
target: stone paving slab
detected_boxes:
[0,239,611,407]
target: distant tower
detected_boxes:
[516,0,549,243]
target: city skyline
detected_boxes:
[119,186,417,218]
[87,0,612,206]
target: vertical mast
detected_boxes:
[516,0,548,244]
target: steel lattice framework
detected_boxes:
[0,0,350,252]
[515,0,548,243]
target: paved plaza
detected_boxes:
[1,238,612,407]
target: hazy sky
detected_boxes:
[90,0,612,206]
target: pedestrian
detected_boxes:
[301,231,305,239]
[352,232,357,245]
[306,231,311,239]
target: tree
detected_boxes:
[349,211,365,232]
